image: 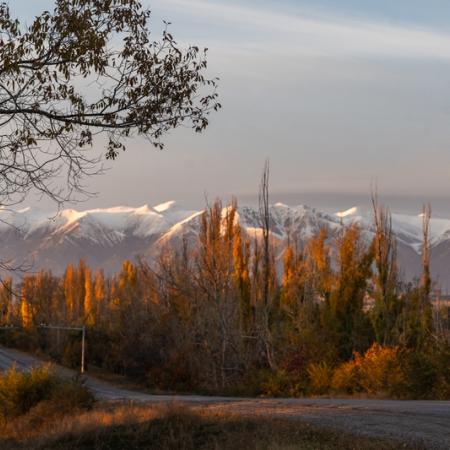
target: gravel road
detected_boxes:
[0,345,449,449]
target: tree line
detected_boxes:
[0,195,449,398]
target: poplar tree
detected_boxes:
[370,194,401,345]
[323,224,374,359]
[233,223,252,331]
[20,278,33,329]
[84,267,94,326]
[64,264,76,321]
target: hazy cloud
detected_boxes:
[153,0,450,60]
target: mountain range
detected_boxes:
[1,201,450,290]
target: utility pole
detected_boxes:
[81,325,86,374]
[39,324,86,374]
[0,324,87,374]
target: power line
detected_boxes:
[0,323,87,374]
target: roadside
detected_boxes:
[0,345,449,449]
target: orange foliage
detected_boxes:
[331,344,403,396]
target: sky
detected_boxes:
[9,0,450,214]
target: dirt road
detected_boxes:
[1,345,449,449]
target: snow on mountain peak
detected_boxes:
[134,204,153,215]
[154,201,177,213]
[4,202,450,258]
[60,209,87,225]
[336,206,358,218]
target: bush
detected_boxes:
[307,362,332,395]
[0,364,94,424]
[0,364,57,421]
[260,369,305,397]
[331,359,359,394]
[44,376,95,413]
[331,344,403,397]
[396,350,438,399]
[356,344,403,396]
[431,343,450,399]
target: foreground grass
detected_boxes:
[0,402,424,450]
[0,365,425,449]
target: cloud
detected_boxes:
[151,0,450,60]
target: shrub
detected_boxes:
[0,364,57,421]
[260,369,305,397]
[431,344,450,399]
[331,359,359,394]
[396,350,438,399]
[0,364,94,424]
[331,344,403,397]
[307,362,332,395]
[44,376,95,413]
[356,344,403,396]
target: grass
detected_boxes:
[0,402,424,450]
[0,364,426,449]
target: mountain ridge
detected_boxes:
[1,202,450,289]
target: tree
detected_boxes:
[232,223,252,331]
[322,224,374,360]
[20,277,33,329]
[418,203,433,341]
[370,192,401,345]
[63,264,76,321]
[421,204,432,300]
[93,268,105,319]
[195,200,242,388]
[258,159,276,368]
[0,0,220,206]
[281,243,306,316]
[306,228,332,304]
[401,203,434,348]
[84,266,94,326]
[259,160,271,311]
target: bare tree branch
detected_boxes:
[0,0,221,206]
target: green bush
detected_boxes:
[397,350,438,399]
[430,344,450,399]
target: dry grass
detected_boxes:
[0,402,424,450]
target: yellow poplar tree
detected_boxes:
[20,278,33,329]
[281,244,306,314]
[84,267,94,326]
[94,269,105,319]
[233,223,252,329]
[64,264,75,321]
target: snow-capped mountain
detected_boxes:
[1,202,450,289]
